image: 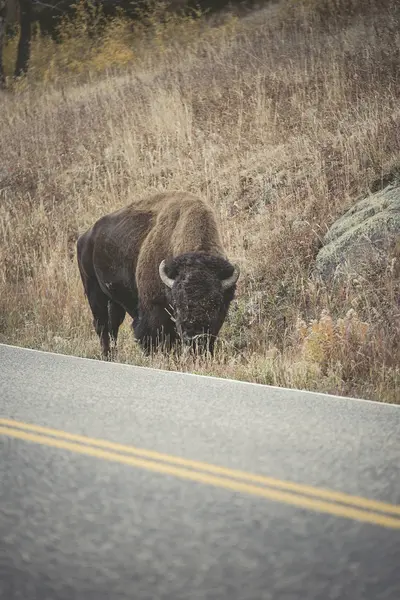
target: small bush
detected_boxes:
[296,309,369,371]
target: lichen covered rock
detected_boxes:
[315,184,400,280]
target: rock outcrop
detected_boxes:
[315,184,400,280]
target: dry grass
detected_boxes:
[0,0,399,402]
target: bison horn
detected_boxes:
[221,264,240,290]
[159,260,175,288]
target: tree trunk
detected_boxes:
[0,0,6,87]
[14,0,32,78]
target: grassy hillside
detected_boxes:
[0,0,399,402]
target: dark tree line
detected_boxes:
[0,0,263,86]
[0,0,33,84]
[30,0,261,37]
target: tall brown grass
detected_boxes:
[0,0,399,402]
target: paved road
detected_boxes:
[1,343,399,600]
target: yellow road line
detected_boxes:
[1,417,399,517]
[1,426,400,530]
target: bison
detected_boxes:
[77,191,240,357]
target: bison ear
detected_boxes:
[159,260,175,288]
[221,263,240,290]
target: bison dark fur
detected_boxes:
[77,192,240,357]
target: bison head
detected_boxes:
[159,252,239,352]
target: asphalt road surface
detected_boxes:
[1,343,399,600]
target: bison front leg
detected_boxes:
[132,308,176,354]
[132,314,157,355]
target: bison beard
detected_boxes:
[77,192,239,358]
